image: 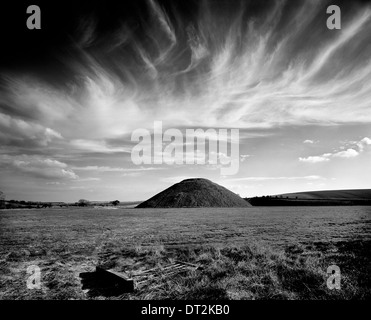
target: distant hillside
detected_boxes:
[137,178,251,208]
[278,189,371,200]
[1,199,142,209]
[119,201,142,208]
[247,189,371,206]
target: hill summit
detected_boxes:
[136,178,251,208]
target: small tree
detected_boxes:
[0,190,5,209]
[77,199,90,207]
[111,200,120,206]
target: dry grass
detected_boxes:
[1,239,369,300]
[108,240,370,300]
[0,208,370,300]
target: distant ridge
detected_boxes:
[247,189,371,206]
[136,178,251,208]
[278,189,371,200]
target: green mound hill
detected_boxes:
[136,178,251,208]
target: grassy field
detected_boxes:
[0,207,370,300]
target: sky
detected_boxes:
[0,0,371,202]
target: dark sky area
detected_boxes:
[1,0,368,72]
[1,0,371,201]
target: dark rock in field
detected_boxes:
[137,178,251,208]
[29,248,46,257]
[80,267,134,297]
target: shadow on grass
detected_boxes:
[79,270,133,298]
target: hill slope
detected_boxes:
[247,189,371,206]
[278,189,371,200]
[136,178,251,208]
